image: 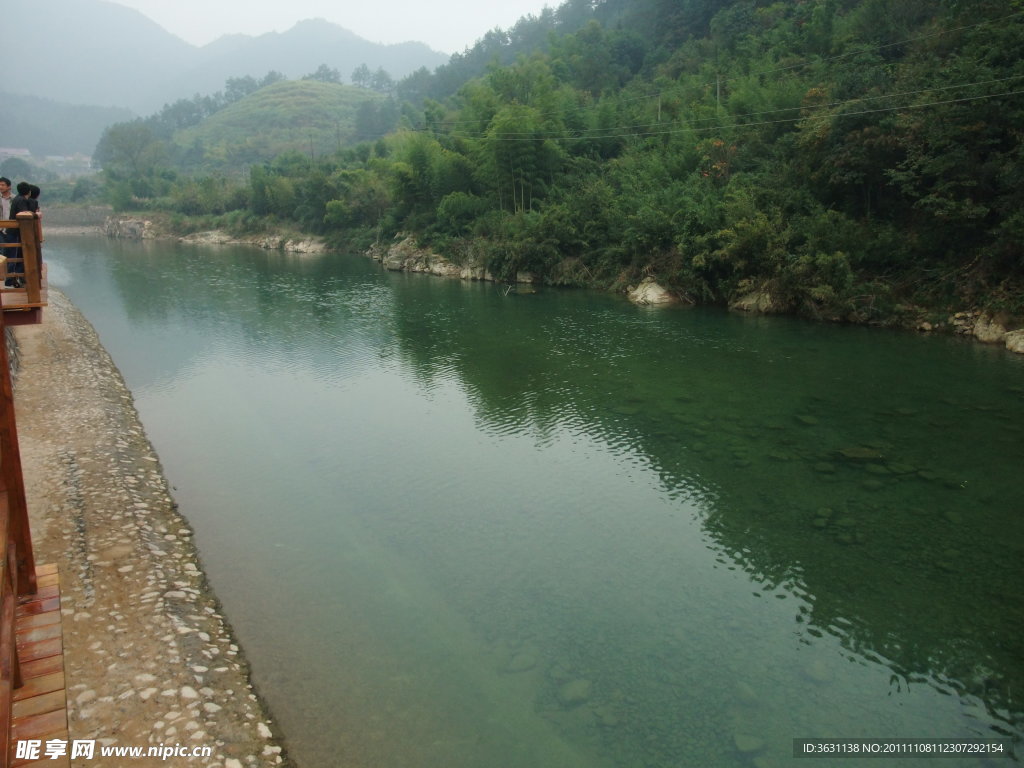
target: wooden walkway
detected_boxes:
[0,277,48,327]
[0,214,48,327]
[11,564,67,767]
[0,213,63,767]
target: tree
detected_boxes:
[351,64,372,89]
[0,157,33,180]
[475,104,563,212]
[259,71,286,88]
[94,121,164,179]
[225,75,259,103]
[305,64,341,84]
[370,67,394,94]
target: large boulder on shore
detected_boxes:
[973,314,1008,344]
[627,277,676,305]
[380,236,449,273]
[1005,330,1024,354]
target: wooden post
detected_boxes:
[0,266,36,597]
[16,214,41,305]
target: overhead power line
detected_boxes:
[418,8,1024,139]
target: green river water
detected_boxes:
[45,236,1022,767]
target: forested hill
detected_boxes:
[102,0,1024,320]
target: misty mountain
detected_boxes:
[2,91,133,157]
[176,19,448,103]
[7,0,449,115]
[7,0,192,114]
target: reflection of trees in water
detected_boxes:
[383,278,1024,740]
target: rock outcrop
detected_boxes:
[371,237,505,282]
[729,287,782,313]
[180,230,329,254]
[973,314,1009,344]
[627,277,676,305]
[1004,329,1024,354]
[103,216,156,240]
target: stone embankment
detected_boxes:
[103,215,327,254]
[13,291,290,768]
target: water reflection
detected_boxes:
[48,236,1022,767]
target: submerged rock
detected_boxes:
[592,705,620,728]
[804,659,833,684]
[838,446,883,461]
[504,652,537,673]
[558,679,593,707]
[733,733,766,754]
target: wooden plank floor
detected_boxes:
[0,279,47,309]
[11,564,69,768]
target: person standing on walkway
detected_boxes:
[0,177,16,281]
[0,177,11,220]
[5,181,34,286]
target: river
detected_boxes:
[45,235,1023,767]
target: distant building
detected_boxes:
[0,148,31,160]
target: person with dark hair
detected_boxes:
[28,184,40,213]
[5,181,34,287]
[10,181,33,217]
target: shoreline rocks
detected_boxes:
[103,216,328,254]
[729,286,783,314]
[103,215,158,240]
[627,277,678,306]
[946,310,1024,354]
[368,236,541,284]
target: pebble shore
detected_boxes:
[12,290,291,768]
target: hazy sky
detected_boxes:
[109,0,555,54]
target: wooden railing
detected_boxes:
[0,253,39,765]
[0,213,45,313]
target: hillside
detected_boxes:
[171,81,385,171]
[99,0,1024,321]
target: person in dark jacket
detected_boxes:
[5,181,35,286]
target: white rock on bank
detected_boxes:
[1004,329,1024,354]
[627,277,676,305]
[974,314,1008,343]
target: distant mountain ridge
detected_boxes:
[8,0,449,115]
[2,91,133,157]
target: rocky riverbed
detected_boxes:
[12,291,290,768]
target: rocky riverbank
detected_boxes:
[99,215,1024,353]
[102,215,328,255]
[13,291,290,768]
